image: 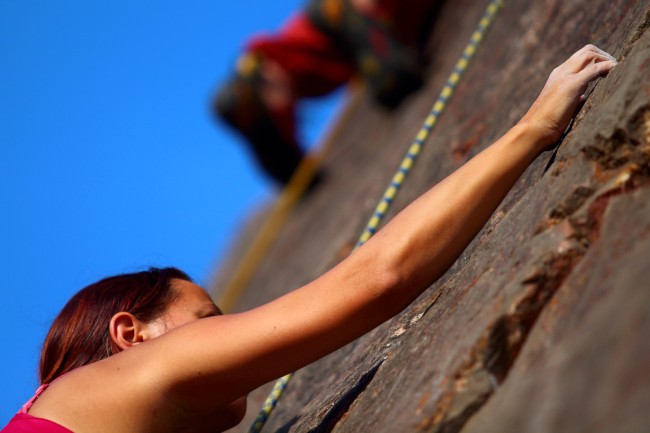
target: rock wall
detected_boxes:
[212,0,650,432]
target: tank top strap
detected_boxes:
[19,383,49,414]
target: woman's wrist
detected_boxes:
[511,120,559,154]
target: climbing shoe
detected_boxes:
[213,54,304,186]
[306,0,424,108]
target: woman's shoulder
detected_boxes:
[26,354,165,433]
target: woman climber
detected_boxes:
[1,45,617,433]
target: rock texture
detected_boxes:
[212,1,650,432]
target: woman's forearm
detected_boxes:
[360,123,543,308]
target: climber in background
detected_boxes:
[1,45,617,433]
[212,0,442,185]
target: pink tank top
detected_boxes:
[0,384,73,433]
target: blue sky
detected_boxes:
[0,0,342,421]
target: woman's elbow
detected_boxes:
[364,254,413,316]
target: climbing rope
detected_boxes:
[248,1,504,431]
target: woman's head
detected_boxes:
[39,267,193,384]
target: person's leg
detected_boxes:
[213,13,353,185]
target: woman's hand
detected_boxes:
[519,44,617,149]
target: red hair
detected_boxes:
[39,267,191,384]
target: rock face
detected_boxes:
[212,0,650,432]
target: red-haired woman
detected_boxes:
[1,45,616,433]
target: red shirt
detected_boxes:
[1,384,73,433]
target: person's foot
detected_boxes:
[306,0,423,108]
[213,54,304,185]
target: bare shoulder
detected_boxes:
[28,349,171,433]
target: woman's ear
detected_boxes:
[109,312,147,351]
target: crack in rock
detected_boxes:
[570,163,650,246]
[581,105,650,172]
[535,185,596,233]
[306,362,383,433]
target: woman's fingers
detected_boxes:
[565,44,617,74]
[577,44,616,61]
[576,58,617,82]
[571,55,617,100]
[558,45,616,98]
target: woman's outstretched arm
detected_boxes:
[149,45,617,407]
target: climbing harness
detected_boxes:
[248,1,504,431]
